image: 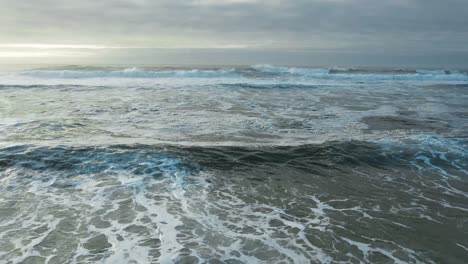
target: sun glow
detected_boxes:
[0,44,115,49]
[0,42,250,57]
[0,51,93,58]
[0,44,109,58]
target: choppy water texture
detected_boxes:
[0,65,467,264]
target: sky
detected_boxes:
[0,0,468,67]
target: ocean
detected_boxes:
[0,65,467,263]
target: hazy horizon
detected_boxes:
[2,49,468,70]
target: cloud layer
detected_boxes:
[0,0,467,65]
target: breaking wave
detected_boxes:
[19,67,239,79]
[0,65,467,88]
[0,65,465,80]
[252,65,468,81]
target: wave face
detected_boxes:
[0,64,468,263]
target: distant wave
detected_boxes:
[251,64,329,75]
[20,67,239,79]
[0,65,467,86]
[251,64,468,81]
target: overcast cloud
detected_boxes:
[0,0,467,66]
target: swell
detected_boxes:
[1,137,465,177]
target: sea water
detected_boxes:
[0,65,467,263]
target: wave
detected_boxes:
[19,67,239,79]
[2,138,465,176]
[251,64,330,75]
[252,65,468,81]
[0,65,467,86]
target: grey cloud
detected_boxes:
[0,0,467,58]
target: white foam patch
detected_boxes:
[371,135,468,217]
[457,243,468,252]
[0,147,190,263]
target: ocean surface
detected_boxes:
[0,65,467,264]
